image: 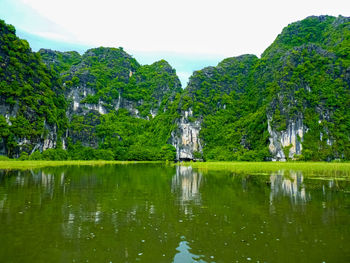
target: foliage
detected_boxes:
[0,155,10,161]
[180,161,350,177]
[0,20,67,157]
[181,55,271,161]
[18,152,28,160]
[179,15,350,161]
[1,16,350,161]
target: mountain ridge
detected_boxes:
[1,15,350,161]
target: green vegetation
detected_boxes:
[179,55,272,161]
[0,20,181,160]
[38,44,182,161]
[40,47,181,118]
[123,60,182,115]
[1,16,350,162]
[1,159,350,179]
[0,160,163,170]
[181,161,350,177]
[0,20,67,157]
[180,15,350,161]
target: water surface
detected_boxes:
[0,164,350,262]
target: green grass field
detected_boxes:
[0,160,163,170]
[1,160,350,178]
[178,161,350,178]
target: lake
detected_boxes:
[0,164,350,262]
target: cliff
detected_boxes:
[0,20,67,157]
[1,15,350,161]
[39,48,182,148]
[173,15,350,161]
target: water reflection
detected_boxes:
[1,166,350,263]
[172,166,202,205]
[269,171,309,204]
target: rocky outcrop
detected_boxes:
[171,110,202,161]
[4,126,58,158]
[0,102,19,126]
[0,98,59,157]
[267,115,306,161]
[66,85,146,118]
[24,125,58,155]
[67,86,107,116]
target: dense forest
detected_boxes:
[0,15,350,161]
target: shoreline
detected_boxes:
[179,161,350,177]
[0,160,349,176]
[0,160,165,170]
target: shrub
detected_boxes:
[18,152,28,160]
[29,150,42,160]
[41,148,68,160]
[159,144,176,161]
[0,155,10,161]
[94,149,114,160]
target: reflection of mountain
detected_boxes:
[269,171,309,204]
[0,166,189,262]
[172,166,202,205]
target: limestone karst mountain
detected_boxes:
[1,15,350,161]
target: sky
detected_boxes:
[1,0,349,86]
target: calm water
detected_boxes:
[0,164,350,263]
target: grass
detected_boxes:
[1,160,350,179]
[0,160,164,170]
[178,161,350,178]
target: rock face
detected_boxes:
[0,97,59,157]
[4,124,58,158]
[267,115,306,161]
[32,123,58,152]
[67,85,145,118]
[41,48,181,118]
[171,110,202,161]
[68,86,108,115]
[0,102,18,125]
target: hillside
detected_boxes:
[0,15,350,161]
[0,20,181,160]
[171,15,350,161]
[0,20,67,157]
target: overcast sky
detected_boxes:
[1,0,349,86]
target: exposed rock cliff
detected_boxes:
[171,109,202,161]
[267,115,306,161]
[39,47,182,149]
[40,48,181,119]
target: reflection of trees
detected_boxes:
[269,171,309,205]
[172,166,202,205]
[0,165,182,262]
[2,166,350,263]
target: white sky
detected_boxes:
[1,0,350,85]
[3,0,350,56]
